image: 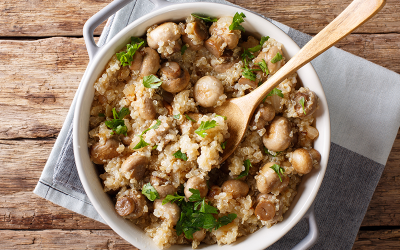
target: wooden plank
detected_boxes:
[353,229,400,249]
[231,0,400,34]
[1,34,399,139]
[0,0,112,37]
[0,192,109,230]
[1,0,399,37]
[0,229,136,249]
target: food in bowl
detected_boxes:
[88,12,321,249]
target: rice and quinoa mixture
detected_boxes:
[88,12,321,249]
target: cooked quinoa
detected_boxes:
[88,13,321,249]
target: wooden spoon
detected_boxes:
[215,0,385,163]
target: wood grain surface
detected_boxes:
[0,0,399,249]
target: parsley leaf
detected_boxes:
[237,159,252,179]
[248,36,270,52]
[133,120,161,150]
[173,149,188,161]
[105,107,130,136]
[271,52,283,63]
[229,12,246,31]
[270,164,285,182]
[257,59,269,75]
[188,188,203,202]
[264,146,280,156]
[299,96,306,115]
[185,114,196,122]
[267,88,284,98]
[191,13,218,22]
[98,113,105,117]
[195,120,218,138]
[181,44,188,55]
[242,65,260,81]
[241,48,254,63]
[152,145,158,150]
[116,38,145,66]
[221,141,227,149]
[215,114,227,120]
[162,193,186,205]
[215,214,237,229]
[142,183,160,201]
[143,75,162,89]
[173,114,181,119]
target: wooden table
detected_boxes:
[1,0,399,248]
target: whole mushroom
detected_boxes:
[193,76,224,108]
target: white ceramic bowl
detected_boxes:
[74,2,331,249]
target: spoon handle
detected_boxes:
[242,0,386,109]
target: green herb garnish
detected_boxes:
[181,44,188,55]
[116,37,145,66]
[237,159,252,179]
[152,145,158,150]
[270,164,285,182]
[191,13,218,22]
[271,52,283,63]
[299,96,306,115]
[229,12,246,31]
[133,119,161,150]
[173,149,188,161]
[221,141,227,149]
[248,36,270,52]
[267,88,284,98]
[264,146,280,156]
[215,114,227,120]
[143,75,162,89]
[195,120,218,138]
[185,114,196,122]
[241,48,254,64]
[257,59,269,75]
[163,189,236,239]
[242,65,260,81]
[173,114,181,119]
[104,107,130,136]
[142,183,160,201]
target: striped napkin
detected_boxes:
[34,0,400,249]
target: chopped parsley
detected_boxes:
[173,114,181,119]
[173,149,188,161]
[299,96,306,115]
[195,120,218,138]
[264,146,281,157]
[185,114,196,122]
[270,164,285,182]
[133,119,161,150]
[116,37,145,66]
[181,44,188,55]
[267,88,284,98]
[104,107,130,136]
[237,159,252,179]
[163,189,237,239]
[257,59,269,75]
[215,114,227,120]
[191,13,218,22]
[98,113,105,117]
[248,36,270,52]
[142,183,160,201]
[241,48,254,64]
[143,75,162,89]
[221,141,227,149]
[242,65,260,81]
[229,12,246,31]
[271,52,283,63]
[152,145,158,150]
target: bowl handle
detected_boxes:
[292,202,319,250]
[83,0,176,60]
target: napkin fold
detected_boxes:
[34,0,400,249]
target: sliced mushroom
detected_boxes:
[182,21,208,51]
[120,154,148,180]
[293,87,318,118]
[254,193,276,221]
[254,46,284,75]
[250,104,276,130]
[241,36,260,50]
[256,162,289,194]
[139,96,156,120]
[115,190,146,219]
[193,76,224,108]
[154,199,180,225]
[238,77,258,89]
[263,116,292,152]
[129,52,143,71]
[207,185,221,200]
[150,176,176,199]
[140,47,160,77]
[184,176,208,199]
[221,179,249,199]
[192,229,207,242]
[160,62,190,93]
[90,139,120,164]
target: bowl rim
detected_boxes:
[73,2,331,249]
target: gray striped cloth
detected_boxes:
[34,0,400,249]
